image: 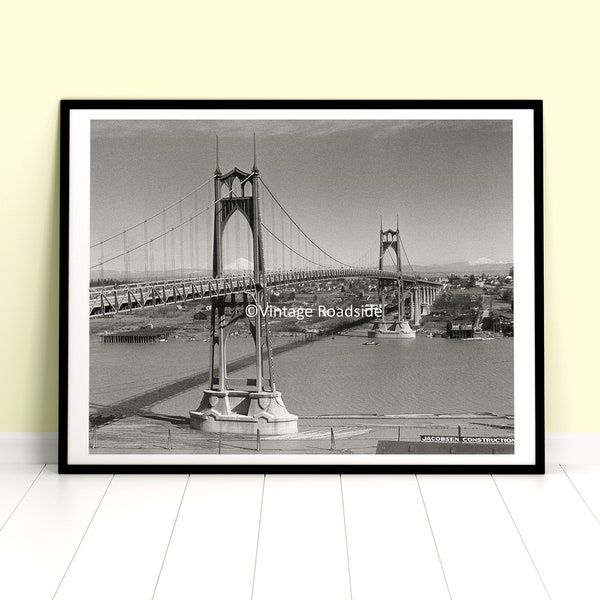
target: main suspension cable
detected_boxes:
[91,173,253,270]
[259,177,354,269]
[90,176,213,249]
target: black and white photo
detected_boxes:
[60,100,543,472]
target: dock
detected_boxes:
[102,327,170,344]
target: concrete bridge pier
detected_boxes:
[411,287,422,326]
[190,390,298,435]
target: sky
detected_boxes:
[90,119,513,275]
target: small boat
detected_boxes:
[363,341,379,346]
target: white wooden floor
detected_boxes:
[0,466,599,599]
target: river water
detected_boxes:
[90,330,513,419]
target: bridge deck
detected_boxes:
[89,268,443,317]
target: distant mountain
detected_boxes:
[224,257,253,271]
[409,261,513,276]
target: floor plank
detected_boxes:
[418,474,548,600]
[54,474,188,600]
[342,474,449,599]
[495,465,600,599]
[252,475,351,600]
[153,474,264,600]
[561,464,600,523]
[0,466,112,600]
[0,463,45,530]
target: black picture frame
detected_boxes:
[59,99,544,474]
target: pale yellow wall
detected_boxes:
[0,1,597,432]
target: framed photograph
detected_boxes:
[60,100,544,473]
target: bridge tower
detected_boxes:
[190,139,298,434]
[378,217,404,318]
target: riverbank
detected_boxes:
[90,413,514,455]
[89,300,378,341]
[89,334,319,426]
[89,303,210,340]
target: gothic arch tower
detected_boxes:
[190,140,298,435]
[378,218,403,316]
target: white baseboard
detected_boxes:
[0,432,598,466]
[545,433,600,464]
[0,433,58,464]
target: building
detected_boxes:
[446,318,474,339]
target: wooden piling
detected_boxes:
[330,427,336,451]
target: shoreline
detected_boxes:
[89,334,319,426]
[89,413,514,455]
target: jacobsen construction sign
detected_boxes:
[420,435,514,444]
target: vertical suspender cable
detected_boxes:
[304,237,308,270]
[206,185,211,273]
[194,190,200,273]
[179,199,184,275]
[263,200,271,271]
[250,219,254,276]
[123,231,128,282]
[162,209,167,279]
[189,217,194,278]
[281,209,285,271]
[263,183,269,272]
[270,198,276,271]
[171,227,175,277]
[235,211,240,273]
[222,215,227,273]
[150,238,155,282]
[100,240,104,285]
[289,220,293,270]
[144,219,148,281]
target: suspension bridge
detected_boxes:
[90,139,443,434]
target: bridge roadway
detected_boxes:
[89,267,443,317]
